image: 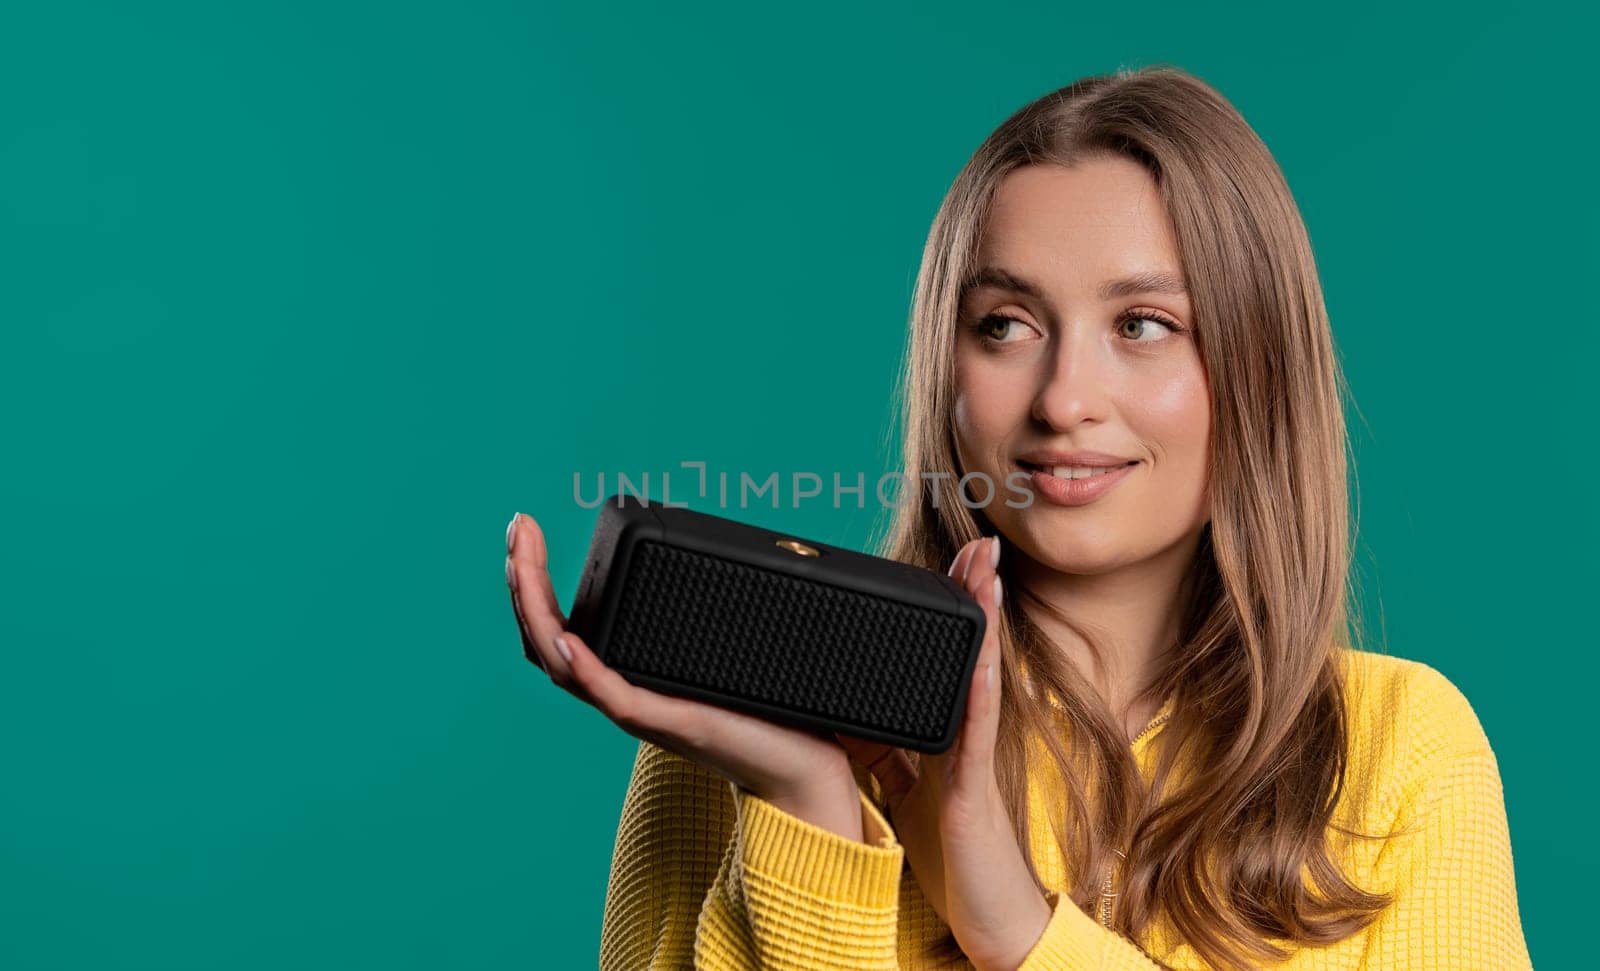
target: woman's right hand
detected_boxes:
[504,511,863,832]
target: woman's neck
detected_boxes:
[1011,529,1203,740]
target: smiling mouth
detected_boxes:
[1017,459,1139,480]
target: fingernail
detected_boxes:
[993,575,1003,608]
[555,635,573,664]
[507,512,520,553]
[990,535,1001,568]
[506,557,518,591]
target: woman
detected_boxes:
[505,66,1532,970]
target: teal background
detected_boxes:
[3,1,1591,967]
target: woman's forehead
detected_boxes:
[976,162,1182,290]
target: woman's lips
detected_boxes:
[1017,460,1138,507]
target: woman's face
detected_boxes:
[953,157,1211,576]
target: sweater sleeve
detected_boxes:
[598,739,907,970]
[1353,744,1533,969]
[695,781,905,968]
[1013,889,1166,969]
[598,740,737,970]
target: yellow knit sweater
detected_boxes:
[597,649,1532,969]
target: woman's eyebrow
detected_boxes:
[958,266,1188,302]
[1098,270,1188,300]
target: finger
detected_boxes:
[507,513,571,675]
[947,535,985,585]
[954,544,1004,785]
[507,556,546,672]
[957,536,1001,617]
[502,514,549,672]
[963,534,1000,590]
[511,513,570,626]
[507,553,562,676]
[835,733,919,807]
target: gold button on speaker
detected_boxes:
[776,539,820,557]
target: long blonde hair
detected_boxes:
[873,65,1392,969]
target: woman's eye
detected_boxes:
[1118,314,1177,342]
[974,313,1033,343]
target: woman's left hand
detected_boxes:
[836,535,1053,971]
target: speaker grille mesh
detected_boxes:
[606,540,975,744]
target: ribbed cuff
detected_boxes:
[733,785,904,908]
[1016,889,1105,968]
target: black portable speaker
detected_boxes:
[556,493,986,754]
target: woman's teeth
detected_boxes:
[1037,463,1131,479]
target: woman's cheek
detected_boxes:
[1134,362,1208,438]
[951,394,982,474]
[954,386,1013,475]
[1132,365,1212,516]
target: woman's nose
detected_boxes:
[1030,337,1113,430]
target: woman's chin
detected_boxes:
[1007,521,1134,575]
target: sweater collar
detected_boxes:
[1130,694,1175,758]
